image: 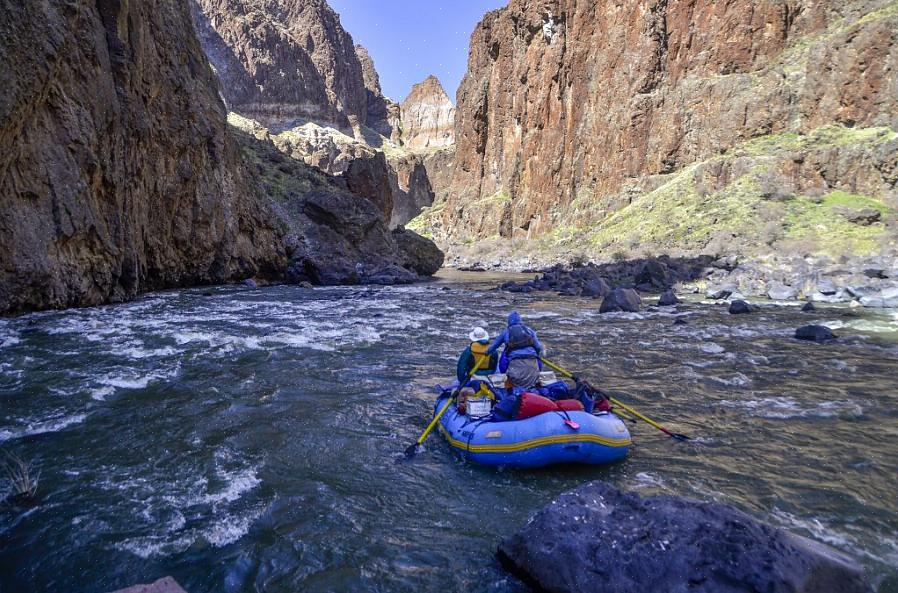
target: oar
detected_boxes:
[404,355,488,458]
[540,357,691,441]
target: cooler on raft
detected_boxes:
[433,372,632,469]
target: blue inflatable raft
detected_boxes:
[434,393,632,469]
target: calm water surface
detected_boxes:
[1,271,897,592]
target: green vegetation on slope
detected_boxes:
[560,124,896,258]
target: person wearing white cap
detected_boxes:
[456,326,499,383]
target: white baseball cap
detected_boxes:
[468,327,489,342]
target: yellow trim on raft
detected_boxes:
[438,424,631,453]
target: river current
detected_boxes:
[1,271,897,592]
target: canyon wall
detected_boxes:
[438,0,898,263]
[192,0,369,131]
[192,0,453,231]
[0,0,286,315]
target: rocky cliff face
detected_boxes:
[0,0,286,315]
[440,0,898,264]
[192,0,451,234]
[355,44,401,143]
[401,76,456,149]
[192,0,368,132]
[232,122,443,283]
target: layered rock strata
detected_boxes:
[438,0,898,264]
[401,76,456,149]
[191,0,368,131]
[0,0,286,315]
[192,2,450,231]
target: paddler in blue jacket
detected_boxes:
[487,311,543,388]
[456,327,499,382]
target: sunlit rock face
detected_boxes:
[442,0,898,255]
[401,76,456,150]
[191,0,369,132]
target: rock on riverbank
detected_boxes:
[497,254,898,309]
[498,481,872,593]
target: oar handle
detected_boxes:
[607,397,673,436]
[540,357,690,441]
[413,354,488,448]
[416,396,455,446]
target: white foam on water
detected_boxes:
[743,354,770,366]
[90,386,116,401]
[115,534,194,559]
[0,334,20,348]
[631,472,667,490]
[709,373,751,387]
[0,412,88,442]
[204,467,261,505]
[97,366,179,391]
[829,360,856,373]
[118,344,178,359]
[718,397,863,419]
[700,342,726,354]
[683,360,718,369]
[201,507,263,547]
[771,509,898,567]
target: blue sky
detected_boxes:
[328,0,508,104]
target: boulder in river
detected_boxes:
[801,302,816,312]
[599,288,642,313]
[729,299,758,314]
[859,286,898,308]
[706,285,735,300]
[658,290,679,306]
[497,481,872,593]
[795,325,837,342]
[767,282,798,301]
[110,577,187,593]
[581,277,611,299]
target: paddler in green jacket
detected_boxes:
[456,327,499,383]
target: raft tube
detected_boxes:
[434,394,631,469]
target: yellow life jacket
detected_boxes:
[470,341,495,373]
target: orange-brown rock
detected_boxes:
[444,0,898,244]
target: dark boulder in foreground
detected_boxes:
[795,325,837,342]
[111,577,187,593]
[497,481,872,593]
[600,288,642,313]
[658,290,679,306]
[729,299,758,314]
[802,302,816,312]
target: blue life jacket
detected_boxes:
[507,324,535,352]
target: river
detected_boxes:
[1,270,896,592]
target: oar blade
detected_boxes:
[403,442,422,459]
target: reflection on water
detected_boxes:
[1,270,897,592]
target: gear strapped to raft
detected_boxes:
[450,373,605,423]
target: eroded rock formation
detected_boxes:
[440,0,898,262]
[401,76,456,149]
[191,0,369,131]
[0,0,286,315]
[356,44,401,143]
